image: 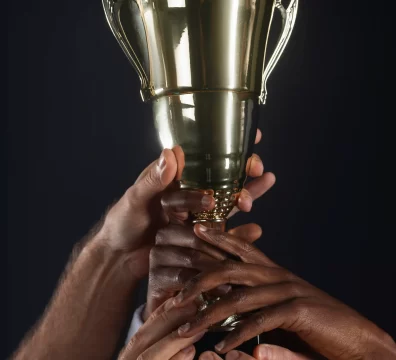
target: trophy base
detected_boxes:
[190,188,241,224]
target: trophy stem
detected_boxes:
[190,189,241,224]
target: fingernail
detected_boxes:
[158,152,166,169]
[173,291,184,305]
[215,340,225,352]
[201,195,213,209]
[198,224,208,232]
[252,153,261,162]
[192,330,207,342]
[226,350,240,360]
[181,345,195,354]
[217,284,232,294]
[178,322,191,334]
[238,194,252,210]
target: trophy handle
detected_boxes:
[102,0,152,101]
[259,0,298,105]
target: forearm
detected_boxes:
[13,238,138,360]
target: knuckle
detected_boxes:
[175,268,190,285]
[155,229,166,245]
[240,241,255,254]
[229,290,248,305]
[184,273,203,292]
[181,249,200,268]
[189,274,201,286]
[207,231,227,245]
[183,254,193,268]
[290,298,311,319]
[285,281,304,298]
[174,268,184,285]
[147,310,159,323]
[191,237,203,250]
[149,247,160,263]
[271,266,295,281]
[189,249,202,266]
[127,330,142,350]
[196,309,214,325]
[254,312,266,327]
[145,168,160,188]
[220,260,238,283]
[159,309,170,323]
[217,232,228,244]
[170,330,180,340]
[284,269,299,281]
[148,267,162,283]
[223,259,238,271]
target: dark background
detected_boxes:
[6,0,393,358]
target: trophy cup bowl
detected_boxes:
[102,0,298,330]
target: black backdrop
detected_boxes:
[6,0,394,358]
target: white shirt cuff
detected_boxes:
[125,303,146,344]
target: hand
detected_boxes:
[94,129,272,281]
[144,138,276,319]
[174,225,396,360]
[145,222,263,321]
[118,297,207,360]
[122,295,311,360]
[198,345,311,360]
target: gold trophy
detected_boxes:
[103,0,298,330]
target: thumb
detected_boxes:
[254,344,312,360]
[133,149,178,201]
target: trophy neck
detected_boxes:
[153,91,259,222]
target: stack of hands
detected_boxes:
[12,134,396,360]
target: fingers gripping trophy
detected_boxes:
[102,0,298,331]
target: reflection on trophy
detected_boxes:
[103,0,298,330]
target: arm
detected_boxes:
[119,297,207,360]
[12,136,266,360]
[173,225,396,360]
[12,148,180,360]
[13,239,138,360]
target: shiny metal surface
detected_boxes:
[103,0,298,102]
[103,0,298,221]
[153,91,258,221]
[260,0,298,104]
[103,0,298,332]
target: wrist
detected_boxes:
[84,236,140,284]
[88,234,149,283]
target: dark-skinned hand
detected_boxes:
[143,130,276,320]
[172,225,396,360]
